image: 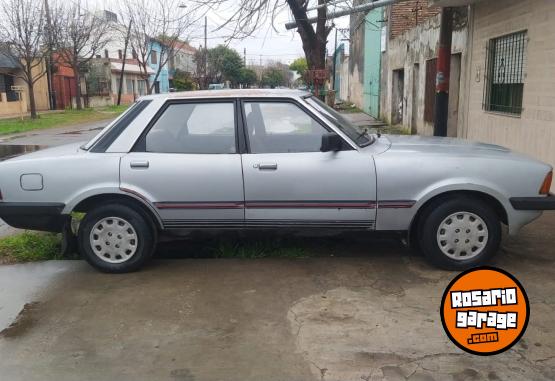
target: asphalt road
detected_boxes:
[0,213,554,381]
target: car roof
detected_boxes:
[139,88,311,101]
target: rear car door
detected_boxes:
[120,100,244,229]
[240,99,377,229]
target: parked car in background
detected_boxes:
[0,89,553,273]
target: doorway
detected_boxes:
[391,69,405,125]
[447,53,462,137]
[411,63,420,135]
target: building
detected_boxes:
[89,11,153,104]
[168,41,197,89]
[334,44,350,102]
[379,1,468,136]
[344,3,392,116]
[0,51,49,117]
[430,0,555,189]
[347,6,384,118]
[148,39,170,94]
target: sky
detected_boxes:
[187,5,351,66]
[95,0,351,66]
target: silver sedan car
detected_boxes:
[0,89,554,273]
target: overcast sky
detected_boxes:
[96,0,351,65]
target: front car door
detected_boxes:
[120,100,244,229]
[240,98,377,229]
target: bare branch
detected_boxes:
[0,0,46,117]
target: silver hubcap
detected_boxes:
[90,217,138,264]
[436,212,489,260]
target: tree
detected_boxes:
[239,67,257,88]
[207,45,244,86]
[172,69,196,91]
[261,67,286,88]
[123,0,196,94]
[52,0,111,109]
[0,0,47,119]
[289,57,307,78]
[208,0,331,70]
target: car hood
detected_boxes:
[4,142,87,162]
[384,135,511,154]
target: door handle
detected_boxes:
[255,163,278,170]
[130,160,149,169]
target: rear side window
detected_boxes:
[89,100,151,152]
[145,102,236,154]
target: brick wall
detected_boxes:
[389,0,440,40]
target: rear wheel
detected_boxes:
[78,203,155,273]
[418,196,501,270]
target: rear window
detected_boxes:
[85,100,151,152]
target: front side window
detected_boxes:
[145,102,236,154]
[244,101,334,154]
[483,31,527,115]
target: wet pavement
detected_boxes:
[0,213,554,381]
[0,119,107,148]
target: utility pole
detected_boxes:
[332,28,338,91]
[243,48,246,66]
[433,7,453,137]
[117,19,132,105]
[204,16,207,89]
[44,0,56,109]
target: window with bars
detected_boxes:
[483,31,527,115]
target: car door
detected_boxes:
[240,99,377,229]
[120,100,244,229]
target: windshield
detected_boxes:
[304,96,374,147]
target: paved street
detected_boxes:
[0,212,554,381]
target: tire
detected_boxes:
[78,203,156,273]
[418,196,501,270]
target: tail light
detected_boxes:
[539,171,553,195]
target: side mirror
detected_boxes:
[320,132,343,152]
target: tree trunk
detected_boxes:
[286,0,329,70]
[73,63,82,110]
[28,82,38,119]
[25,64,38,119]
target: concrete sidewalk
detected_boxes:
[0,213,554,381]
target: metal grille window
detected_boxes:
[483,31,527,115]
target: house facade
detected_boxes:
[428,0,555,189]
[347,6,384,118]
[0,52,49,117]
[380,2,468,136]
[168,41,197,89]
[148,39,170,94]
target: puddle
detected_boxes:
[0,262,74,332]
[0,145,46,161]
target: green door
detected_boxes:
[363,8,382,119]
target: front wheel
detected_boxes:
[78,203,156,273]
[418,197,502,270]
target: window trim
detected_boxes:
[483,30,527,116]
[132,98,241,155]
[238,97,353,154]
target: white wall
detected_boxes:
[381,14,468,135]
[464,0,555,189]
